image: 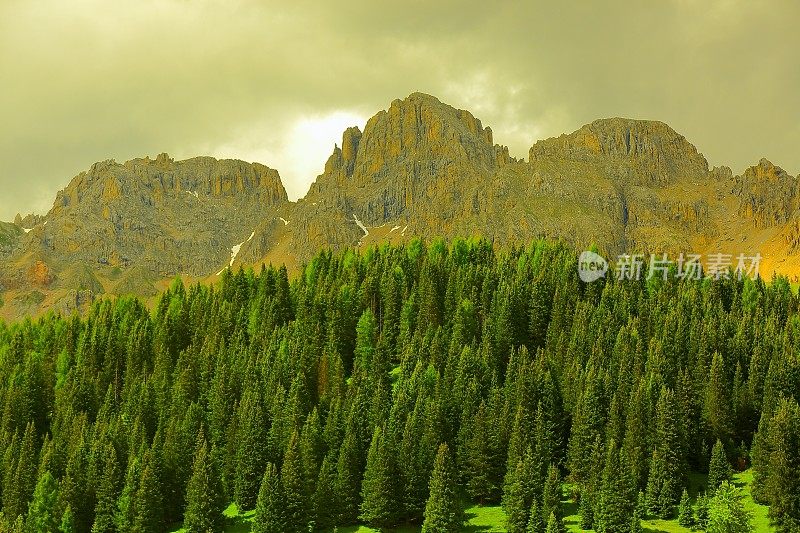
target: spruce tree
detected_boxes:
[281,431,309,533]
[183,436,225,533]
[422,444,462,533]
[708,438,732,492]
[595,442,633,533]
[234,387,268,510]
[334,426,363,524]
[253,463,284,533]
[677,488,694,528]
[760,397,800,531]
[630,508,643,533]
[544,511,563,533]
[313,453,338,531]
[646,387,685,519]
[540,464,563,529]
[60,505,75,533]
[578,491,594,530]
[503,448,539,533]
[92,444,121,533]
[504,460,531,533]
[360,427,398,529]
[706,352,733,442]
[696,492,710,530]
[527,499,545,533]
[133,450,165,533]
[707,482,753,533]
[26,470,60,533]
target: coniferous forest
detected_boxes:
[0,239,798,533]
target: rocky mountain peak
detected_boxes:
[307,92,511,224]
[734,158,799,228]
[529,117,709,186]
[51,154,287,217]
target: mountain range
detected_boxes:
[2,92,799,320]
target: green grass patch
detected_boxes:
[169,471,774,532]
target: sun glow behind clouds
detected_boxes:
[206,111,366,201]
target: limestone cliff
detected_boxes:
[3,92,799,320]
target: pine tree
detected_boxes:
[26,470,60,533]
[708,438,732,492]
[707,482,753,533]
[281,431,309,533]
[234,387,268,510]
[760,397,800,531]
[544,511,563,533]
[630,508,643,533]
[115,455,140,532]
[636,490,647,519]
[183,436,225,533]
[313,453,338,531]
[422,444,462,533]
[578,491,594,530]
[360,427,398,528]
[60,505,76,533]
[92,443,121,533]
[503,448,539,533]
[133,450,166,533]
[646,387,685,519]
[253,463,284,533]
[334,428,363,524]
[527,499,545,533]
[677,488,694,528]
[595,442,634,533]
[540,464,563,529]
[706,352,733,443]
[504,460,531,533]
[696,492,710,530]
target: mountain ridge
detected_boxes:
[2,92,798,319]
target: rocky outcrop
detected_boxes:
[1,154,289,319]
[2,92,799,320]
[734,159,799,228]
[307,92,513,225]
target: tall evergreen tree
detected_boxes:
[360,427,398,528]
[26,470,60,533]
[422,444,462,533]
[708,438,732,492]
[234,387,268,510]
[253,463,284,533]
[92,443,121,533]
[646,387,685,518]
[183,436,225,533]
[595,442,634,533]
[60,505,76,533]
[281,431,309,533]
[677,488,695,528]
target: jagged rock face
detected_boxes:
[1,154,288,318]
[530,118,709,185]
[734,158,799,228]
[3,92,800,320]
[307,92,512,225]
[35,154,287,277]
[0,222,23,257]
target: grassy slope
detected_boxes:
[169,470,773,532]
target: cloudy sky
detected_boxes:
[1,0,798,220]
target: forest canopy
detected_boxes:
[0,238,797,532]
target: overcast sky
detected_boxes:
[1,0,798,220]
